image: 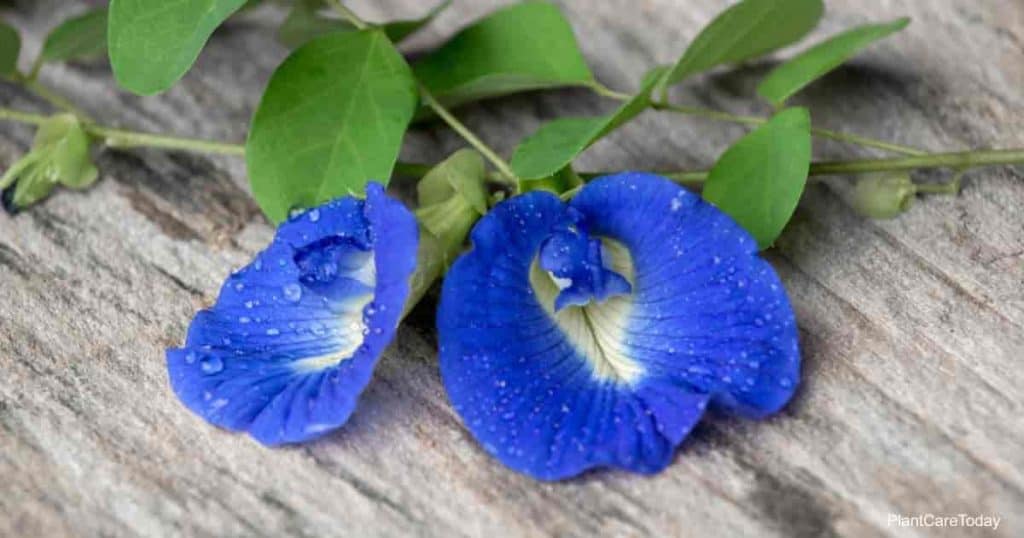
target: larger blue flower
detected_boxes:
[167,183,418,445]
[438,172,800,480]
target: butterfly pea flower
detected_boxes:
[438,172,800,480]
[167,149,490,445]
[167,183,418,444]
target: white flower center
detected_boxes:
[530,238,644,384]
[291,250,376,372]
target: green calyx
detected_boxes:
[405,149,490,314]
[1,113,97,212]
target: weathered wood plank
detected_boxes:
[1,1,1022,536]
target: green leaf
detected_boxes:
[277,0,450,49]
[663,0,823,87]
[757,18,910,106]
[511,117,607,181]
[510,67,665,181]
[413,1,593,108]
[246,30,418,223]
[703,107,811,249]
[108,0,248,95]
[41,8,108,63]
[0,20,21,75]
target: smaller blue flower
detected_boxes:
[438,173,800,480]
[167,183,418,445]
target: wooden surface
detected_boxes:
[2,1,1022,536]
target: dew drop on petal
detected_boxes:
[307,208,320,222]
[200,356,224,374]
[266,328,281,336]
[282,283,303,303]
[184,351,198,364]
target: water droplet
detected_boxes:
[200,356,224,374]
[282,283,302,302]
[184,351,198,364]
[307,208,320,222]
[779,378,793,388]
[233,282,245,292]
[253,259,263,270]
[238,316,251,324]
[266,328,281,336]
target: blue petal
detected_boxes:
[167,183,418,445]
[438,172,799,479]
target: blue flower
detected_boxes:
[166,183,418,445]
[437,172,800,480]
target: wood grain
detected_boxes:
[1,1,1022,536]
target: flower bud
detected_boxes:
[851,173,916,219]
[0,114,97,213]
[407,149,489,312]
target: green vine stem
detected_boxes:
[328,0,369,30]
[0,107,245,155]
[575,149,1024,187]
[3,73,89,118]
[418,85,517,182]
[589,85,924,156]
[650,101,925,156]
[2,107,1021,186]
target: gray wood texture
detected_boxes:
[2,0,1022,536]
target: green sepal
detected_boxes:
[404,149,489,314]
[1,114,98,211]
[520,165,582,195]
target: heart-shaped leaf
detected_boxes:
[246,30,418,223]
[703,107,812,249]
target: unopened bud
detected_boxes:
[851,173,916,219]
